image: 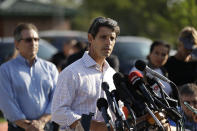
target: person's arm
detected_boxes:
[90,120,111,131]
[51,69,81,127]
[38,114,51,125]
[44,64,59,115]
[0,65,26,122]
[27,114,51,131]
[70,119,110,131]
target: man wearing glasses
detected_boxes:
[0,23,59,131]
[164,26,197,86]
[169,83,197,131]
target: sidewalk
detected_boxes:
[0,122,8,131]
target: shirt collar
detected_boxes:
[82,51,110,71]
[16,54,38,66]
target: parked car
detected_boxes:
[39,30,88,51]
[112,36,152,74]
[0,37,58,65]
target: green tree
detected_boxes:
[60,0,197,48]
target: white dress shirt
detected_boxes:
[51,51,116,128]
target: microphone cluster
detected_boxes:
[96,60,183,131]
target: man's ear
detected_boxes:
[88,34,93,43]
[14,40,19,50]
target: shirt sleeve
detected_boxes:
[0,65,26,122]
[44,64,59,114]
[51,69,81,127]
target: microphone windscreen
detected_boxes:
[97,98,108,111]
[101,82,109,91]
[113,72,124,86]
[135,60,146,71]
[122,106,129,119]
[129,71,143,83]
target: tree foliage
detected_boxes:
[68,0,197,48]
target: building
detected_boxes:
[0,0,77,36]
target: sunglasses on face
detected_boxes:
[20,37,40,43]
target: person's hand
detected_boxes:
[193,112,197,123]
[90,120,112,131]
[26,120,45,131]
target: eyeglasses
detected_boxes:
[20,37,40,43]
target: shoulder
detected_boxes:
[167,56,176,63]
[164,56,176,68]
[60,58,84,75]
[0,59,16,70]
[37,58,58,71]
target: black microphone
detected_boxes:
[135,60,171,84]
[128,71,157,109]
[97,98,111,130]
[113,73,165,130]
[113,72,145,117]
[101,82,115,113]
[146,73,179,107]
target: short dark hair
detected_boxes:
[179,83,197,96]
[150,40,170,54]
[13,23,38,41]
[88,16,120,38]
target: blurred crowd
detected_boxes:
[0,17,197,131]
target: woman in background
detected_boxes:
[130,40,172,96]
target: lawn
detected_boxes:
[0,117,6,123]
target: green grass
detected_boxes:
[0,117,6,123]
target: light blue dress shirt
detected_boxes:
[0,54,58,122]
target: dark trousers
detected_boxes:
[8,121,59,131]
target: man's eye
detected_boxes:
[101,36,107,39]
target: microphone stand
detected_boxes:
[148,75,184,131]
[112,97,133,131]
[145,104,165,131]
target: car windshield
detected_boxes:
[37,39,58,60]
[0,43,15,64]
[112,36,152,74]
[114,41,150,61]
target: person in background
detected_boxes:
[106,54,120,72]
[51,16,120,131]
[130,40,173,96]
[51,39,77,72]
[62,41,89,70]
[0,23,59,131]
[170,83,197,131]
[164,26,197,86]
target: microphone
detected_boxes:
[102,81,132,130]
[135,60,182,107]
[135,60,171,84]
[113,72,145,116]
[184,101,197,122]
[113,72,165,130]
[110,90,133,131]
[97,98,111,130]
[128,71,157,109]
[145,74,182,123]
[146,73,179,107]
[101,82,115,113]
